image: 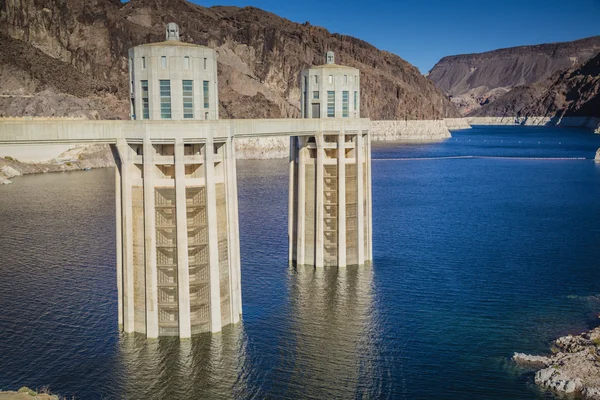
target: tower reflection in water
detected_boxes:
[116,265,382,399]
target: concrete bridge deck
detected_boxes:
[0,118,371,144]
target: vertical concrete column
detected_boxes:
[205,135,222,333]
[225,136,240,324]
[230,139,242,314]
[143,136,159,338]
[175,139,191,339]
[337,129,347,267]
[112,146,123,329]
[315,133,325,268]
[116,139,135,333]
[356,133,365,266]
[296,138,307,266]
[366,132,373,261]
[288,136,297,263]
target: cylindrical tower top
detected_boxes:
[166,23,180,41]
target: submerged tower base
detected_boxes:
[113,128,241,338]
[289,129,373,268]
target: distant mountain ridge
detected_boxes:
[0,0,459,120]
[471,51,600,119]
[428,36,600,115]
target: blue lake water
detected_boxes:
[1,125,600,399]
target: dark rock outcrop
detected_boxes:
[471,52,600,119]
[0,0,459,120]
[428,36,600,114]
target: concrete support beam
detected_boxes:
[205,135,222,333]
[231,140,242,315]
[315,133,324,268]
[296,138,307,266]
[175,139,191,338]
[356,133,365,266]
[112,146,123,329]
[366,133,373,260]
[225,137,240,323]
[143,136,159,338]
[337,130,346,268]
[116,139,135,333]
[288,136,297,263]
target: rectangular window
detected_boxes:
[184,56,190,69]
[161,56,167,68]
[141,80,149,119]
[160,80,171,119]
[344,75,348,83]
[342,91,349,118]
[314,75,318,84]
[205,112,209,120]
[203,58,207,70]
[182,80,194,119]
[142,57,146,69]
[313,91,319,100]
[327,91,335,118]
[354,91,358,111]
[328,75,333,84]
[203,81,210,108]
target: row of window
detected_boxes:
[324,91,358,118]
[309,74,358,85]
[136,56,210,70]
[138,79,211,120]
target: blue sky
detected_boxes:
[195,0,600,73]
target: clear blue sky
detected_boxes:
[195,0,600,73]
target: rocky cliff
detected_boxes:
[428,36,600,114]
[471,52,600,120]
[0,0,459,120]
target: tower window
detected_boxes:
[327,91,335,118]
[184,56,190,69]
[314,75,318,84]
[141,80,149,119]
[344,75,347,83]
[161,56,167,68]
[160,80,171,119]
[142,57,146,69]
[203,58,207,70]
[328,75,333,84]
[354,91,358,111]
[182,80,194,119]
[342,91,349,118]
[203,81,210,109]
[313,91,319,100]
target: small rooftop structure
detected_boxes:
[166,22,180,41]
[326,51,335,64]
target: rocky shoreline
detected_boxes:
[468,116,600,132]
[0,144,115,184]
[513,326,600,398]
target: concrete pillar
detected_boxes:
[356,133,365,266]
[366,133,373,260]
[337,129,346,267]
[296,138,307,266]
[230,139,242,314]
[288,136,297,263]
[112,146,123,329]
[116,139,135,333]
[174,139,191,338]
[225,137,240,323]
[205,135,222,333]
[143,136,159,338]
[315,133,325,268]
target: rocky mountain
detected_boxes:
[471,51,600,119]
[0,0,459,120]
[428,36,600,114]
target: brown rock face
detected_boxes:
[471,52,600,119]
[0,0,459,120]
[428,36,600,115]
